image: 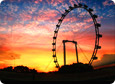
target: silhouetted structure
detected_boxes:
[52,3,102,68]
[58,63,94,73]
[63,40,79,65]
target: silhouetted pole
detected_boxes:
[75,42,79,63]
[63,40,66,65]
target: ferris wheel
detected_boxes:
[52,3,102,68]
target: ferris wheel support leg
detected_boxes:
[75,43,79,63]
[63,42,66,65]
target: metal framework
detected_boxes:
[63,40,79,66]
[52,3,102,68]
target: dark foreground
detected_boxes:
[0,66,115,83]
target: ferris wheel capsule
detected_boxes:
[53,37,56,39]
[97,34,102,38]
[74,4,78,7]
[89,8,93,12]
[69,6,74,10]
[52,49,56,51]
[93,15,98,18]
[56,64,59,68]
[56,25,60,27]
[79,3,82,7]
[65,10,69,13]
[95,45,101,49]
[54,59,57,63]
[96,23,101,27]
[53,55,56,57]
[58,19,62,22]
[54,30,58,33]
[52,43,56,45]
[93,57,98,60]
[84,4,88,9]
[62,14,66,17]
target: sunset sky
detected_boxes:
[0,0,115,72]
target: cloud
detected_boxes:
[46,0,65,6]
[103,0,114,6]
[19,13,32,22]
[0,63,9,69]
[0,27,6,32]
[34,0,42,4]
[0,51,20,61]
[93,54,115,67]
[37,8,59,22]
[0,34,20,61]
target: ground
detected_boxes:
[0,66,115,83]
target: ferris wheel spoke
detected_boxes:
[78,44,89,63]
[78,44,93,51]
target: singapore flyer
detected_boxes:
[52,3,102,68]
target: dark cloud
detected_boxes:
[93,54,115,67]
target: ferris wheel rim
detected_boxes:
[52,3,102,68]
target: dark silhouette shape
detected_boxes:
[1,66,13,72]
[0,65,37,73]
[63,40,79,65]
[31,69,37,80]
[14,65,30,73]
[13,65,37,73]
[58,63,94,73]
[52,3,102,68]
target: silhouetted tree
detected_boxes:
[14,65,30,73]
[30,69,37,73]
[2,66,13,72]
[13,65,38,73]
[1,65,38,73]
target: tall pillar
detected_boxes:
[63,41,66,65]
[75,42,79,63]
